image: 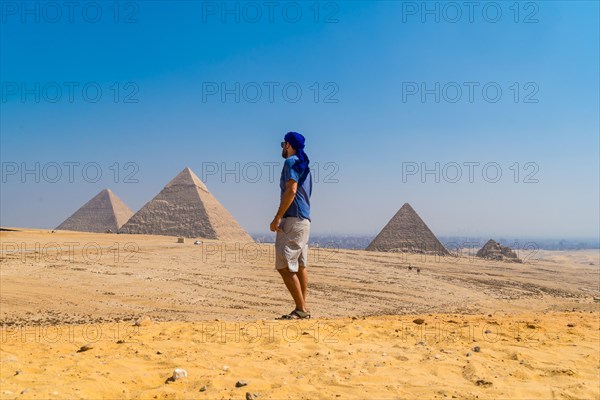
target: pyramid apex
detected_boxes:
[165,167,208,191]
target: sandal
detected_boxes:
[278,309,311,320]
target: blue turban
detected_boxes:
[284,131,310,185]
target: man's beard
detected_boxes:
[281,148,288,158]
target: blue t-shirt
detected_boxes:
[280,155,312,221]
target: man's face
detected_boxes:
[281,142,290,158]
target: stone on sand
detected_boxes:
[134,316,152,327]
[78,343,95,352]
[172,368,188,381]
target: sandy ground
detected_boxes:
[1,229,599,399]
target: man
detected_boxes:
[270,132,313,319]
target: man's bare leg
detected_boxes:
[277,268,306,312]
[297,266,308,303]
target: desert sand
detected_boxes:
[1,229,599,399]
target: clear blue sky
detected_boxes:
[1,1,598,239]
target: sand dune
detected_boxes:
[0,229,599,398]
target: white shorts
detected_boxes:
[275,217,310,272]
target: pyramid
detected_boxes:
[119,167,253,241]
[56,189,133,233]
[476,239,522,263]
[366,203,449,255]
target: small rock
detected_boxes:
[156,351,163,355]
[172,368,188,381]
[567,323,575,328]
[413,318,425,325]
[473,346,481,353]
[199,385,207,392]
[134,316,152,327]
[475,379,492,387]
[246,393,259,400]
[20,389,29,395]
[434,354,441,359]
[116,340,125,344]
[223,365,229,371]
[236,380,248,388]
[484,330,492,334]
[466,352,473,357]
[78,343,95,352]
[15,370,23,375]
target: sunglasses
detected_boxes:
[280,141,286,148]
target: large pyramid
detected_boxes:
[56,189,133,233]
[366,203,449,255]
[119,167,253,241]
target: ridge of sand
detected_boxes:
[1,229,598,326]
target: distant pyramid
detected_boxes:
[56,189,133,233]
[366,203,448,255]
[119,167,253,241]
[476,239,522,263]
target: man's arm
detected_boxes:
[276,179,298,218]
[270,179,298,232]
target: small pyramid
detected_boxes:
[476,239,522,263]
[366,203,448,255]
[56,189,133,233]
[119,167,253,241]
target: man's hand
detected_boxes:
[270,215,282,232]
